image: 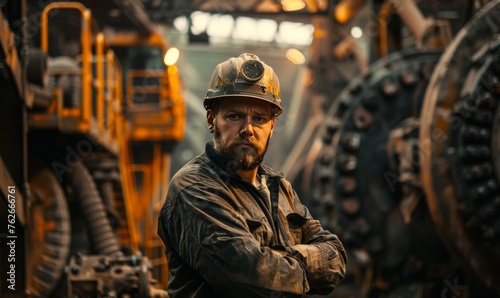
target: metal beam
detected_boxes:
[80,0,156,35]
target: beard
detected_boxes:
[213,124,270,173]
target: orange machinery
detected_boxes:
[0,1,185,297]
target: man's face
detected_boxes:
[207,97,275,172]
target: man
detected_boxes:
[158,53,347,297]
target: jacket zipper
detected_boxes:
[242,179,281,246]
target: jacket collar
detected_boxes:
[204,142,283,179]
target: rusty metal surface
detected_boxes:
[306,50,460,295]
[419,0,500,294]
[67,253,169,297]
[312,49,441,226]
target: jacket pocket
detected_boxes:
[245,217,272,246]
[285,212,308,245]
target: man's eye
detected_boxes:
[227,114,241,120]
[254,117,267,124]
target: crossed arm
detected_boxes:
[161,182,347,297]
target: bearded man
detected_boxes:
[158,53,347,298]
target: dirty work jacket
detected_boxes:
[158,142,347,298]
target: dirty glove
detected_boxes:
[301,219,321,242]
[287,240,345,294]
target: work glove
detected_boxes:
[301,219,321,242]
[287,240,345,294]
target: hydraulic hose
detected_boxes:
[68,161,121,255]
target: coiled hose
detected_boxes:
[68,161,121,255]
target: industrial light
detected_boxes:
[334,0,366,24]
[256,19,278,42]
[173,16,189,33]
[207,15,234,38]
[172,13,313,46]
[351,26,363,38]
[190,11,211,35]
[256,0,282,12]
[286,48,306,65]
[282,0,306,11]
[232,17,258,41]
[277,22,314,46]
[164,47,180,66]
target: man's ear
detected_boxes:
[207,109,215,133]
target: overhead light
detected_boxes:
[351,26,363,38]
[207,15,234,38]
[173,16,189,33]
[286,48,306,64]
[277,22,314,46]
[190,11,211,35]
[334,0,366,24]
[232,17,258,41]
[164,47,180,66]
[282,0,306,12]
[256,19,278,42]
[256,0,282,13]
[174,12,314,46]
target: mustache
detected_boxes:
[231,138,258,149]
[213,124,260,150]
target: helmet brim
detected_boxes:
[204,94,283,116]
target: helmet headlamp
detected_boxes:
[241,60,265,82]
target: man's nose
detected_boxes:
[239,115,254,136]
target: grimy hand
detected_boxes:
[301,219,321,242]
